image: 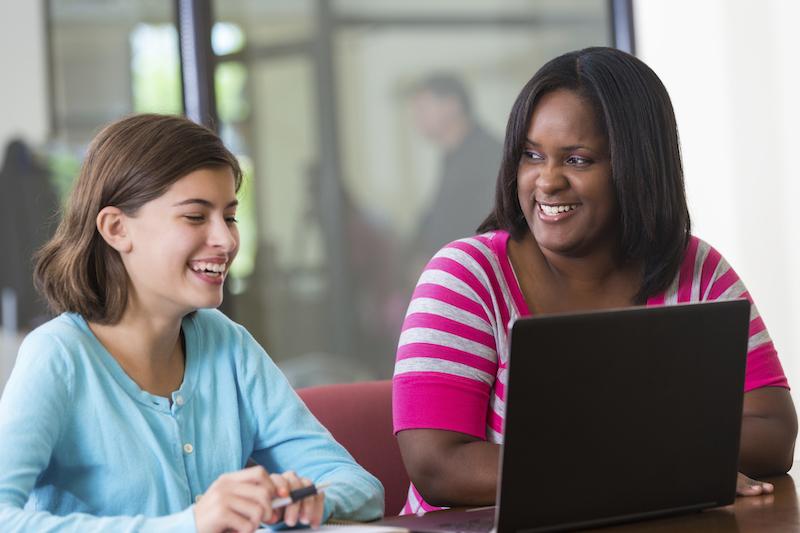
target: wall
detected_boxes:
[636,0,800,421]
[0,0,48,147]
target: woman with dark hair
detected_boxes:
[392,47,796,514]
[0,114,383,532]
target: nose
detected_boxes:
[536,161,569,194]
[209,216,239,254]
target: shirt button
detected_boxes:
[175,395,185,406]
[183,443,194,454]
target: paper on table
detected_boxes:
[257,525,408,533]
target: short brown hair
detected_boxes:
[34,114,242,324]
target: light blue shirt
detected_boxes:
[0,309,384,532]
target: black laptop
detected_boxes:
[381,300,750,533]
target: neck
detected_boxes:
[88,299,186,396]
[512,233,641,309]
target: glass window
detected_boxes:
[213,0,611,385]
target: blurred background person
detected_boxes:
[408,73,503,263]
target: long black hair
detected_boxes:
[478,47,690,303]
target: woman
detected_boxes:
[393,47,797,514]
[0,114,384,532]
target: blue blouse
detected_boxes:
[0,309,384,532]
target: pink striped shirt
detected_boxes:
[392,230,788,515]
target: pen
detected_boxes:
[271,481,331,510]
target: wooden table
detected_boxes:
[381,464,800,532]
[586,465,800,532]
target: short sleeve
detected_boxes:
[698,240,788,391]
[393,242,501,439]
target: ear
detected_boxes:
[96,206,132,253]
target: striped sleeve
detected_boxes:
[677,238,788,391]
[393,239,500,439]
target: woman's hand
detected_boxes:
[194,465,276,533]
[268,471,326,528]
[736,471,774,497]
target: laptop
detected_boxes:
[380,300,750,533]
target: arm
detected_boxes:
[397,430,499,507]
[238,328,384,522]
[739,386,797,477]
[393,239,502,508]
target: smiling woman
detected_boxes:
[392,46,797,514]
[0,114,384,532]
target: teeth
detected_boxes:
[191,262,226,273]
[540,204,578,216]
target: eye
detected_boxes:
[225,215,239,224]
[522,150,544,162]
[566,155,592,166]
[184,214,205,222]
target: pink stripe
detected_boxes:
[411,283,488,319]
[738,290,753,303]
[707,267,738,300]
[494,379,506,402]
[426,256,494,312]
[677,237,699,303]
[491,231,530,316]
[699,245,722,299]
[749,316,766,338]
[396,342,498,376]
[488,410,503,434]
[402,313,496,349]
[647,292,666,306]
[448,240,510,329]
[744,343,789,392]
[393,373,491,438]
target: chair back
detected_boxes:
[297,380,409,515]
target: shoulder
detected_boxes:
[184,308,271,367]
[429,231,509,271]
[12,313,87,393]
[18,313,89,366]
[680,235,731,276]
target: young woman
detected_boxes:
[0,114,384,532]
[392,47,797,514]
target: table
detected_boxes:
[380,463,800,532]
[587,464,800,532]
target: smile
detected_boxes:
[189,261,228,278]
[538,203,580,216]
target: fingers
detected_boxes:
[270,471,306,527]
[736,472,775,497]
[194,466,281,533]
[306,477,326,528]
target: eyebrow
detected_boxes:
[525,139,594,152]
[172,198,239,208]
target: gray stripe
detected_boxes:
[399,327,497,362]
[691,239,711,301]
[749,330,772,351]
[394,357,494,385]
[407,297,493,334]
[418,269,483,305]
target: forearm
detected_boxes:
[0,504,196,533]
[410,440,500,507]
[739,415,796,477]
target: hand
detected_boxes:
[194,465,276,533]
[736,471,774,497]
[268,471,326,528]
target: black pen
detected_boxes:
[271,481,330,510]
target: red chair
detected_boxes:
[297,380,409,515]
